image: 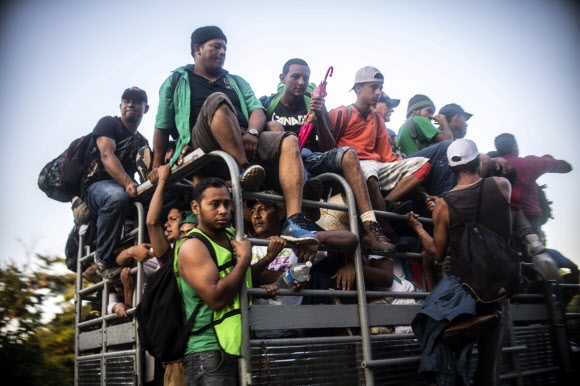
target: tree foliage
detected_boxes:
[0,254,76,385]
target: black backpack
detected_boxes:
[135,232,215,362]
[537,184,553,226]
[38,134,91,202]
[444,179,522,303]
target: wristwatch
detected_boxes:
[247,128,259,138]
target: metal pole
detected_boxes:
[317,173,375,386]
[207,151,254,385]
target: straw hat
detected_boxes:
[316,193,350,231]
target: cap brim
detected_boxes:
[389,99,400,108]
[464,112,473,121]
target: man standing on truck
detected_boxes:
[81,87,149,278]
[149,25,317,245]
[176,177,253,385]
[408,139,512,385]
[494,132,572,235]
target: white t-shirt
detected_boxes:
[251,245,302,306]
[251,245,327,306]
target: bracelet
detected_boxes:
[418,231,428,236]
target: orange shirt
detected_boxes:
[329,105,400,163]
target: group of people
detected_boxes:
[72,25,575,386]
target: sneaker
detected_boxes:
[82,263,102,283]
[239,164,266,192]
[72,196,91,225]
[135,146,152,184]
[386,200,413,215]
[524,234,547,256]
[360,221,397,254]
[302,178,323,222]
[281,213,319,245]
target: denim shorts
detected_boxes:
[182,350,238,386]
[302,146,351,176]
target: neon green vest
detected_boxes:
[174,228,251,356]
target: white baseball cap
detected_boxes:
[447,139,479,167]
[351,66,383,90]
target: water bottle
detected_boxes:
[274,261,312,289]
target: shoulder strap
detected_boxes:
[180,231,218,263]
[175,231,220,333]
[474,178,486,221]
[170,71,182,91]
[333,105,353,143]
[405,117,422,150]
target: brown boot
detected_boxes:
[82,263,102,284]
[360,221,397,254]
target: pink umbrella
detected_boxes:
[298,66,333,149]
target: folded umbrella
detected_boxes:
[298,66,333,149]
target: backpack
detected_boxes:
[331,105,353,143]
[135,232,215,362]
[443,179,522,303]
[38,134,92,202]
[537,184,553,226]
[404,117,423,151]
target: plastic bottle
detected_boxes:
[274,261,312,289]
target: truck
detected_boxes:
[73,150,577,385]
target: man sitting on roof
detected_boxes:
[149,26,317,245]
[329,66,431,219]
[261,58,397,254]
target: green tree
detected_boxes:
[0,255,76,385]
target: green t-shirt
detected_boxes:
[397,116,442,156]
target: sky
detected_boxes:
[1,0,579,269]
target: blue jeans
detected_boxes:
[301,146,350,176]
[183,350,238,386]
[84,180,130,267]
[409,141,456,196]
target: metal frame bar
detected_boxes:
[71,152,576,386]
[74,201,145,386]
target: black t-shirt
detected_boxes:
[81,116,148,196]
[271,99,319,152]
[187,67,248,129]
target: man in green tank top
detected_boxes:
[176,177,252,385]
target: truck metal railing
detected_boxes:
[72,150,576,385]
[74,201,146,386]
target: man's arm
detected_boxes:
[408,199,449,262]
[541,155,573,173]
[146,164,171,256]
[492,176,512,203]
[148,128,170,184]
[331,257,393,290]
[430,114,453,142]
[242,108,267,159]
[375,118,398,162]
[96,136,138,198]
[311,94,336,151]
[316,230,359,250]
[115,243,153,267]
[178,238,252,311]
[250,236,286,285]
[120,267,134,309]
[365,257,394,288]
